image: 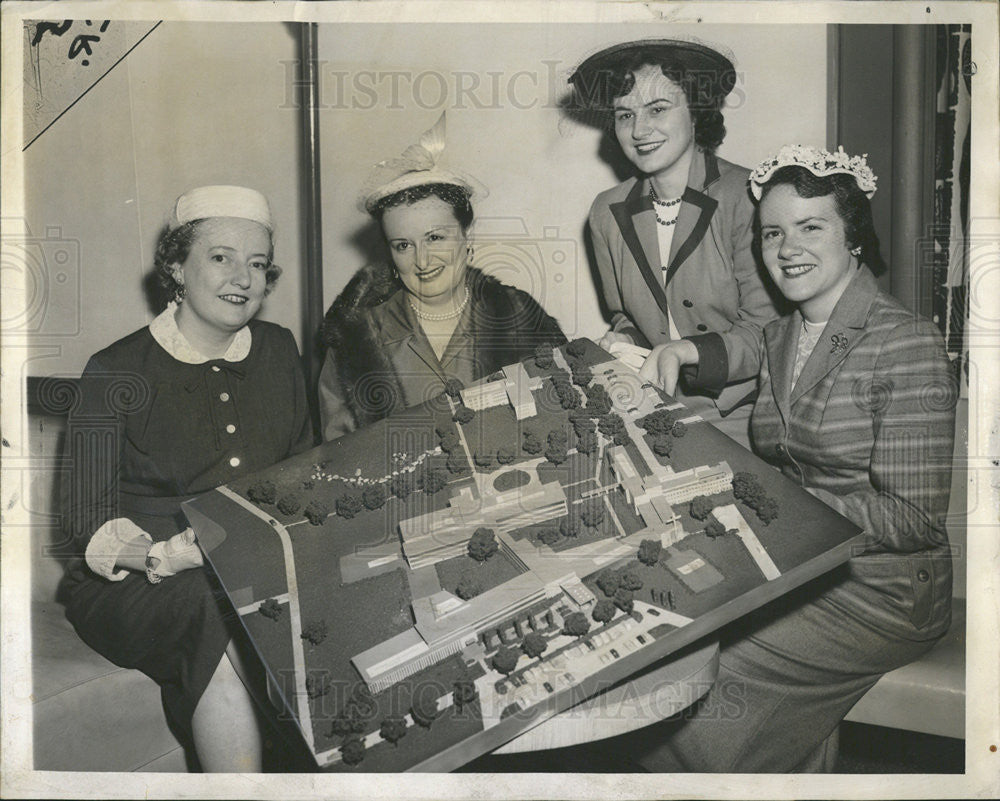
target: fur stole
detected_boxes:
[321,264,565,429]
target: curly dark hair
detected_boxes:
[154,219,281,302]
[756,166,887,275]
[578,48,729,153]
[370,182,474,232]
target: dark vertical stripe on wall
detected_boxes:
[300,22,325,419]
[890,26,937,319]
[831,25,895,295]
[826,25,841,150]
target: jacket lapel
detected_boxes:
[609,181,668,317]
[665,152,719,285]
[764,311,799,426]
[789,267,879,405]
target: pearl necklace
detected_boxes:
[409,286,470,321]
[649,184,682,227]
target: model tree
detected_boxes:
[390,472,414,501]
[580,500,605,528]
[492,646,520,675]
[538,527,561,546]
[361,483,387,511]
[453,678,479,710]
[379,717,408,747]
[420,467,449,494]
[522,430,544,454]
[533,344,554,369]
[595,569,620,598]
[637,538,662,566]
[276,492,302,516]
[556,382,582,410]
[443,377,465,399]
[652,435,673,458]
[568,408,593,433]
[731,471,760,503]
[446,450,470,475]
[330,705,366,738]
[613,588,634,614]
[496,445,516,465]
[452,404,475,424]
[566,339,588,359]
[704,517,727,538]
[545,429,569,465]
[572,364,593,387]
[455,573,482,600]
[335,491,364,519]
[596,413,620,436]
[336,735,365,766]
[638,408,677,437]
[468,527,499,562]
[521,632,548,660]
[671,421,687,438]
[576,430,599,455]
[247,479,277,505]
[689,495,714,521]
[410,690,440,729]
[618,571,643,592]
[258,598,283,620]
[559,515,580,539]
[304,499,330,526]
[438,431,461,453]
[592,598,616,624]
[585,384,613,416]
[301,619,328,645]
[474,449,495,469]
[756,496,780,525]
[562,611,591,637]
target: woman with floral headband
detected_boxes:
[569,38,781,447]
[319,113,566,440]
[611,145,956,772]
[61,186,314,771]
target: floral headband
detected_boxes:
[358,112,489,214]
[749,144,878,200]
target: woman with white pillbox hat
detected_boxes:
[60,185,314,771]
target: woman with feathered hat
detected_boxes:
[319,113,567,441]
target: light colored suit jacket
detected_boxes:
[588,150,781,414]
[752,267,956,638]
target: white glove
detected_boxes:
[608,341,652,372]
[147,528,204,578]
[598,329,636,352]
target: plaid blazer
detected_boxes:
[751,267,956,637]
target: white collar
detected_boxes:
[149,302,252,364]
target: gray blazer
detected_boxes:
[588,150,781,414]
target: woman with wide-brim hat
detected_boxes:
[570,38,781,446]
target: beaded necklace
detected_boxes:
[649,184,683,227]
[408,285,470,321]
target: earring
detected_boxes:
[173,285,186,304]
[850,246,862,257]
[467,245,474,264]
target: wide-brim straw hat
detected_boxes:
[569,37,737,108]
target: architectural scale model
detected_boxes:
[184,339,862,771]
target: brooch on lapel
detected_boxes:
[830,333,849,355]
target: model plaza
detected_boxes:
[349,349,748,696]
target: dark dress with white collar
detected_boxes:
[61,319,314,739]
